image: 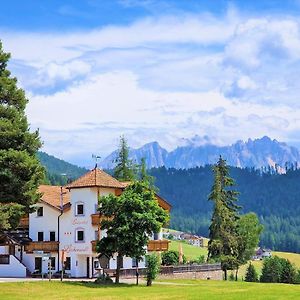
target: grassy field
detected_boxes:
[1,279,299,300]
[238,251,300,279]
[169,240,208,261]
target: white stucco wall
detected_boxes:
[29,202,60,241]
[0,246,8,254]
[0,255,26,277]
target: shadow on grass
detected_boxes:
[62,281,137,289]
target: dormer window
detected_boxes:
[37,207,43,217]
[76,203,84,216]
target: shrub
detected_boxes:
[161,250,179,265]
[161,250,187,265]
[280,259,297,284]
[146,253,160,286]
[245,263,258,282]
[95,273,113,285]
[260,256,297,284]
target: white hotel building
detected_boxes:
[0,168,171,278]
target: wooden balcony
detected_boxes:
[91,214,112,226]
[24,241,59,253]
[18,216,29,228]
[147,240,170,252]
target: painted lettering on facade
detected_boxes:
[72,218,88,225]
[63,244,89,253]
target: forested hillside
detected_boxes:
[38,152,87,185]
[39,152,300,253]
[150,167,300,253]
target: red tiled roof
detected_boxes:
[38,185,70,210]
[66,168,124,189]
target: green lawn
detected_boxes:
[1,280,299,300]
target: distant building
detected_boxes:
[252,247,272,260]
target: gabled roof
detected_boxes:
[66,168,124,189]
[38,185,70,210]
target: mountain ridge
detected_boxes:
[100,136,300,170]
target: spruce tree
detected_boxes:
[114,135,136,181]
[245,263,258,282]
[0,41,44,230]
[208,156,240,280]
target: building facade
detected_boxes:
[0,168,171,278]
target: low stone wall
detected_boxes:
[158,269,223,280]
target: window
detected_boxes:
[0,255,9,264]
[50,231,55,241]
[35,257,42,272]
[95,230,99,241]
[64,257,71,270]
[132,258,137,268]
[38,232,44,241]
[50,257,56,270]
[37,207,43,217]
[76,229,84,242]
[76,203,84,216]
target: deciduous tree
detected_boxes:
[96,181,169,284]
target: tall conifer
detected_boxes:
[208,156,240,280]
[114,135,136,181]
[0,41,44,230]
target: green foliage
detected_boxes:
[161,250,179,266]
[150,166,300,253]
[295,269,300,284]
[97,181,169,283]
[236,213,263,265]
[260,256,297,284]
[114,136,137,181]
[190,255,206,264]
[245,263,258,282]
[208,157,240,279]
[161,250,187,265]
[0,41,44,229]
[145,253,160,286]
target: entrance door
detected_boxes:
[35,257,42,272]
[86,257,90,278]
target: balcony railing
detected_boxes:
[18,216,29,228]
[25,241,59,253]
[91,214,112,226]
[147,240,170,252]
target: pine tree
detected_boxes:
[139,157,156,189]
[114,135,136,181]
[208,156,240,280]
[245,263,258,282]
[0,41,44,230]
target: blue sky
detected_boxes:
[1,0,300,166]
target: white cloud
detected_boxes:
[2,8,300,164]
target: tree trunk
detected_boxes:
[115,255,121,284]
[147,278,152,286]
[224,269,227,280]
[235,268,239,281]
[136,260,139,286]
